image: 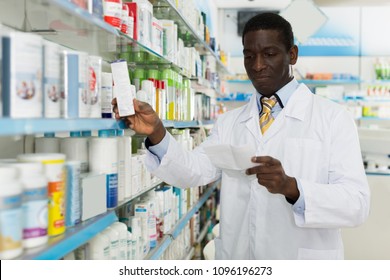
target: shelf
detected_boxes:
[22,211,118,260]
[0,0,119,61]
[145,179,220,260]
[163,120,214,128]
[0,118,215,136]
[150,0,231,75]
[358,117,390,120]
[298,79,361,85]
[145,235,173,260]
[366,171,390,176]
[0,118,126,136]
[196,220,211,244]
[227,79,251,84]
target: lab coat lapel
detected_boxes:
[237,93,262,144]
[261,83,312,143]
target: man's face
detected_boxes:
[243,29,297,97]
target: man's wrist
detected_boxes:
[148,121,166,145]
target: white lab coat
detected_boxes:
[146,83,370,259]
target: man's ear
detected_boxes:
[289,45,298,65]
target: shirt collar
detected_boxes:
[256,78,300,111]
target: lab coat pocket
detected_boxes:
[298,247,343,260]
[284,138,324,179]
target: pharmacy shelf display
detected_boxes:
[150,0,230,75]
[145,180,220,260]
[20,181,164,260]
[0,0,219,260]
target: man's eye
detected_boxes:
[244,54,254,59]
[264,53,275,57]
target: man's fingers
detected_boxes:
[251,156,276,165]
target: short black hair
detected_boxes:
[242,12,294,51]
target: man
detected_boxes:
[113,12,370,259]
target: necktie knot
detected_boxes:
[261,97,277,114]
[259,97,277,134]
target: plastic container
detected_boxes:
[11,162,48,249]
[18,153,66,236]
[102,226,120,260]
[110,221,128,260]
[60,133,89,173]
[87,233,110,260]
[89,132,118,209]
[35,133,60,153]
[0,166,23,259]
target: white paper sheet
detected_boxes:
[203,144,258,171]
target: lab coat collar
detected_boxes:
[284,83,312,121]
[238,83,313,124]
[236,83,313,142]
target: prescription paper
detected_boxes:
[203,144,258,171]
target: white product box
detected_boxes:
[101,72,113,118]
[81,173,107,221]
[61,50,89,118]
[88,55,102,118]
[43,40,61,118]
[1,31,43,118]
[111,60,135,117]
[151,17,163,55]
[133,0,153,48]
[160,20,177,64]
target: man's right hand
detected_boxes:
[112,98,166,145]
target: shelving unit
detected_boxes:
[145,180,219,260]
[0,0,224,260]
[18,180,164,260]
[150,0,231,75]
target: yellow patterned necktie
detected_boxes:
[259,97,277,134]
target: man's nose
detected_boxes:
[253,55,266,71]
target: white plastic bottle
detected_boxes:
[102,226,120,260]
[110,221,128,260]
[87,233,110,260]
[89,130,118,209]
[60,131,89,173]
[35,132,60,153]
[127,231,133,260]
[12,162,48,249]
[0,166,23,259]
[116,129,132,201]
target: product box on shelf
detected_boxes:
[133,0,153,48]
[43,40,62,118]
[88,0,104,19]
[61,50,90,118]
[104,0,122,30]
[88,55,102,118]
[80,173,107,221]
[160,20,178,64]
[151,17,163,55]
[1,31,43,118]
[125,2,138,41]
